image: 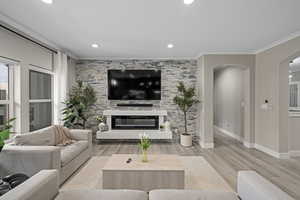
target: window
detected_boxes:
[0,63,11,129]
[289,81,300,110]
[29,70,52,131]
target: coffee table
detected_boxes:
[102,154,185,191]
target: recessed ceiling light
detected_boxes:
[41,0,53,4]
[184,0,194,5]
[91,44,99,48]
[167,44,174,49]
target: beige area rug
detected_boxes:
[61,156,233,192]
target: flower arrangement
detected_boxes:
[139,133,151,162]
[96,115,106,123]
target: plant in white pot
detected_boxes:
[173,82,199,147]
[96,115,107,132]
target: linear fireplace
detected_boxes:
[96,110,172,140]
[112,116,159,130]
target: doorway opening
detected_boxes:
[288,56,300,156]
[213,65,250,147]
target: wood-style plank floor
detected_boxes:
[93,133,300,199]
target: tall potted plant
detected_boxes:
[0,118,16,152]
[173,82,199,147]
[62,81,97,129]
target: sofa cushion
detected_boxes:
[60,141,88,166]
[149,190,239,200]
[55,189,148,200]
[14,126,56,146]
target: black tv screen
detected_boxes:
[108,70,161,100]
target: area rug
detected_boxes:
[61,156,233,192]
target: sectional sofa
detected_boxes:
[0,170,295,200]
[0,126,92,184]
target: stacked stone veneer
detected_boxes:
[76,60,198,141]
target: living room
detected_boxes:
[0,0,300,200]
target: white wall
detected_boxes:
[214,66,245,139]
[289,116,300,155]
[255,35,300,156]
[0,27,53,70]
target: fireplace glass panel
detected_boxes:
[112,116,159,130]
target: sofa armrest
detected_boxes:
[238,171,295,200]
[69,129,93,157]
[0,170,59,200]
[0,145,61,177]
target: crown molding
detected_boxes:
[78,57,197,61]
[195,51,255,59]
[255,31,300,54]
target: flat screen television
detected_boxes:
[108,70,161,100]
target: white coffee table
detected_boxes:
[102,154,185,191]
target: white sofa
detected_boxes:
[0,170,148,200]
[0,126,92,184]
[149,190,239,200]
[0,170,295,200]
[238,171,295,200]
[149,171,295,200]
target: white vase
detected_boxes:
[180,134,192,147]
[98,122,106,131]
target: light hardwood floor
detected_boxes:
[93,133,300,199]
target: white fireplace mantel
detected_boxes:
[97,109,172,140]
[103,109,168,116]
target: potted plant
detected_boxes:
[139,133,151,162]
[62,81,97,129]
[0,118,16,152]
[173,82,199,147]
[96,115,107,131]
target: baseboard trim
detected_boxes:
[214,126,253,148]
[214,126,243,142]
[243,141,255,148]
[213,126,292,159]
[254,143,290,159]
[289,151,300,157]
[200,141,214,149]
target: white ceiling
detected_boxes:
[0,0,300,59]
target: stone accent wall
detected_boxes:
[76,60,198,141]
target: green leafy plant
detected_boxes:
[0,117,16,151]
[62,81,97,129]
[173,82,199,135]
[139,133,151,162]
[139,133,151,151]
[96,115,106,123]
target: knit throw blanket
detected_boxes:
[53,125,73,146]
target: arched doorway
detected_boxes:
[198,55,255,149]
[279,52,300,156]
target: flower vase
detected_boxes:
[98,122,106,132]
[141,149,148,162]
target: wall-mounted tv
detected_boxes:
[108,70,161,100]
